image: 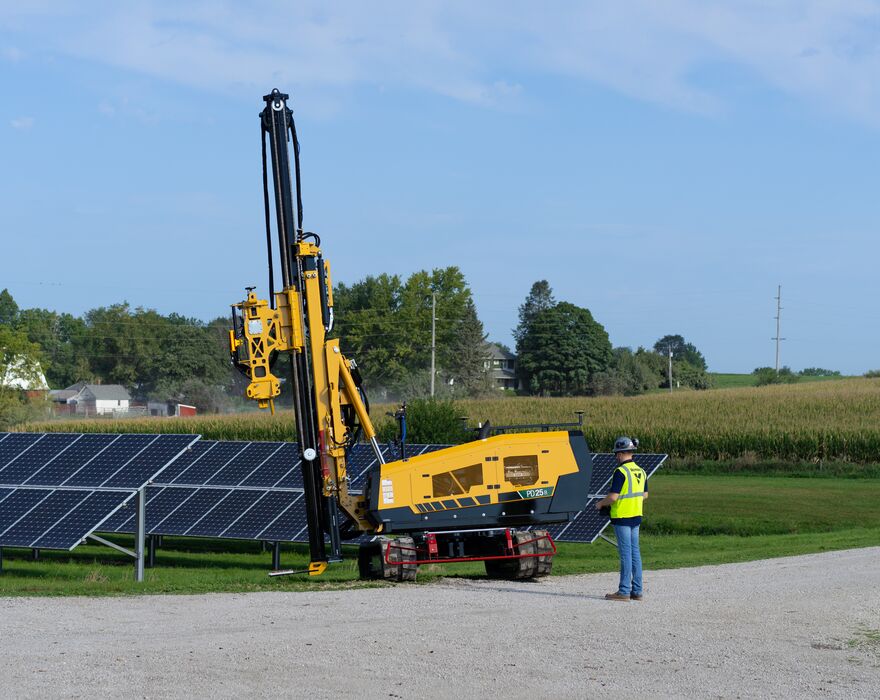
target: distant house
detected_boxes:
[50,383,131,416]
[483,343,519,391]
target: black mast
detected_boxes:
[260,89,328,565]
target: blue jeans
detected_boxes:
[613,523,643,596]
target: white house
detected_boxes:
[50,383,131,416]
[483,343,519,391]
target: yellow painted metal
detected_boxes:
[374,431,578,514]
[308,561,328,576]
[231,242,378,532]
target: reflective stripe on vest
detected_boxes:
[609,461,645,519]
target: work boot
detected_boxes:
[604,592,630,601]
[630,593,643,601]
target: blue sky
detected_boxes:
[2,2,879,374]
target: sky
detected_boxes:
[2,1,879,374]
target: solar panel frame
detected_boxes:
[0,433,200,551]
[549,454,667,543]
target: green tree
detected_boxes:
[653,334,708,371]
[333,273,409,394]
[589,347,659,396]
[333,267,477,398]
[753,366,799,386]
[799,367,840,377]
[514,280,555,349]
[0,325,46,428]
[81,304,164,390]
[15,308,90,388]
[0,288,19,326]
[517,301,612,395]
[444,298,493,397]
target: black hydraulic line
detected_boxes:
[317,254,331,330]
[289,118,304,232]
[261,131,275,305]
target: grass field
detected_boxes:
[708,373,848,389]
[1,474,877,596]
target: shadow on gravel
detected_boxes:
[450,583,610,601]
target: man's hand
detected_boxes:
[595,492,619,509]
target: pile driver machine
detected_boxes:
[229,89,593,580]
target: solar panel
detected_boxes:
[550,454,668,543]
[96,440,666,549]
[100,440,384,542]
[0,432,200,551]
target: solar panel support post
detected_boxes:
[272,541,281,570]
[146,535,157,569]
[31,548,39,561]
[134,487,146,582]
[597,532,618,548]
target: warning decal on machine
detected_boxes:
[381,478,395,505]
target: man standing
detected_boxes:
[595,436,648,601]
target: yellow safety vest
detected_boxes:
[609,461,646,520]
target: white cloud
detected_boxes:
[10,116,34,130]
[3,1,880,123]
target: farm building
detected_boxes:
[484,343,519,391]
[147,401,198,417]
[49,382,132,416]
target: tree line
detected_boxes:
[513,281,710,396]
[1,270,712,426]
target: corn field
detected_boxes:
[17,378,880,463]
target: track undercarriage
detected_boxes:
[357,528,556,582]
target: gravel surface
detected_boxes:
[2,547,879,698]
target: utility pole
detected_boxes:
[667,345,673,393]
[430,292,436,397]
[773,285,784,373]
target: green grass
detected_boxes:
[1,474,878,596]
[663,458,880,478]
[709,372,849,389]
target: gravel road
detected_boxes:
[2,547,879,698]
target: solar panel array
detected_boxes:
[0,433,198,550]
[100,441,443,542]
[547,453,667,543]
[0,432,666,562]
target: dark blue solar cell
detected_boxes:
[589,453,665,494]
[62,434,156,487]
[24,434,119,486]
[0,490,89,547]
[221,491,298,540]
[32,491,130,550]
[0,487,13,505]
[170,442,248,485]
[102,434,196,488]
[155,441,214,482]
[186,490,264,537]
[206,442,285,486]
[242,443,300,487]
[257,494,308,541]
[0,433,80,485]
[550,499,607,543]
[153,489,230,535]
[0,488,51,535]
[0,433,44,471]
